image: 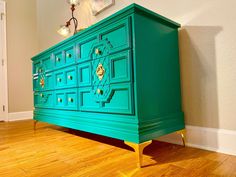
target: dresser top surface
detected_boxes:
[32,3,180,61]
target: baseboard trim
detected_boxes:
[157,125,236,156]
[8,111,33,121]
[5,113,236,156]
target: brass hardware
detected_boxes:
[95,48,101,55]
[38,69,42,73]
[124,140,152,168]
[66,53,72,58]
[96,63,105,80]
[57,78,61,82]
[40,93,44,97]
[176,129,186,147]
[33,120,38,131]
[68,98,73,102]
[40,78,45,88]
[56,57,60,62]
[97,89,103,95]
[58,98,62,102]
[68,75,72,80]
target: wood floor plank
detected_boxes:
[0,120,235,177]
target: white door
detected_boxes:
[0,1,6,121]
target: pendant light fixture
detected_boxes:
[57,0,79,37]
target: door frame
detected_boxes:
[0,0,8,121]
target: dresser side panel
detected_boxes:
[133,13,185,139]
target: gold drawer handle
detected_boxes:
[96,63,105,80]
[95,48,101,55]
[57,78,62,82]
[97,89,103,95]
[40,93,44,97]
[58,98,62,102]
[68,98,73,102]
[38,69,43,73]
[40,78,45,88]
[56,57,60,62]
[68,75,73,80]
[66,53,72,58]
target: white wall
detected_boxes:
[37,0,236,131]
[5,0,38,113]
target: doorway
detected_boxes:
[0,1,7,121]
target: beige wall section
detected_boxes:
[37,0,236,131]
[5,0,38,112]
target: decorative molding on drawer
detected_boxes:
[157,125,236,156]
[8,111,33,121]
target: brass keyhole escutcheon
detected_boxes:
[40,78,45,88]
[96,63,105,80]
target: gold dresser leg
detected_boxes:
[124,140,152,168]
[176,129,186,147]
[33,120,38,130]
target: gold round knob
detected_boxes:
[58,98,62,102]
[68,75,72,80]
[97,89,103,95]
[95,48,101,55]
[68,98,73,102]
[57,78,61,82]
[40,93,44,97]
[56,57,60,62]
[66,53,72,58]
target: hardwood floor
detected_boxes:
[0,120,235,177]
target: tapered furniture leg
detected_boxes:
[33,120,38,130]
[124,140,152,168]
[176,129,186,147]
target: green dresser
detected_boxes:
[32,3,185,167]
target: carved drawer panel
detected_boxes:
[33,71,54,91]
[55,89,78,110]
[54,66,77,89]
[79,83,133,114]
[92,50,132,86]
[34,91,54,108]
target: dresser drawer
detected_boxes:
[34,91,54,108]
[78,62,92,87]
[77,36,97,63]
[33,72,54,91]
[79,83,134,114]
[92,50,132,86]
[53,44,76,68]
[99,17,131,54]
[33,54,53,75]
[55,89,78,110]
[54,66,77,89]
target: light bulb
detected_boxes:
[57,25,70,37]
[67,0,80,6]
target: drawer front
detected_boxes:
[32,60,41,75]
[54,66,77,89]
[42,55,53,72]
[54,51,64,68]
[77,36,97,63]
[53,45,76,68]
[92,50,132,86]
[99,18,131,54]
[34,91,54,108]
[55,89,78,110]
[79,83,133,114]
[33,72,54,91]
[33,55,53,75]
[78,62,92,87]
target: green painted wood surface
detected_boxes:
[32,3,184,144]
